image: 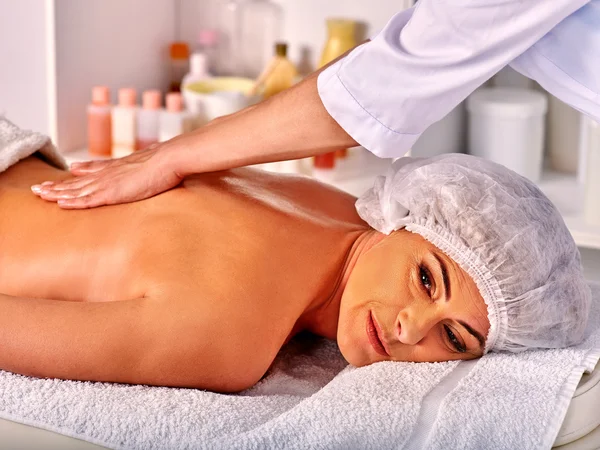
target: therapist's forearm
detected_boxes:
[165,51,361,176]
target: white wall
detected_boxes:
[54,0,176,152]
[0,0,53,135]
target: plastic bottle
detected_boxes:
[182,53,212,91]
[87,86,112,157]
[319,19,358,161]
[239,0,283,78]
[252,42,297,99]
[169,42,190,92]
[159,93,194,142]
[319,19,358,68]
[136,90,162,151]
[111,88,137,158]
[250,43,299,173]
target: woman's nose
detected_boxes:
[396,305,439,345]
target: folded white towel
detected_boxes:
[0,118,598,449]
[0,116,66,171]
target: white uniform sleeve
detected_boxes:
[317,0,590,158]
[510,1,600,122]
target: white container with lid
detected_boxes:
[467,87,548,183]
[583,117,600,226]
[547,94,581,174]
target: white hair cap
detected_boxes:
[356,154,590,353]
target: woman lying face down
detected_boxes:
[0,149,590,393]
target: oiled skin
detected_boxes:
[0,156,369,392]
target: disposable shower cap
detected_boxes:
[356,154,590,353]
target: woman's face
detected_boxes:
[337,229,490,366]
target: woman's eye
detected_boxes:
[444,324,466,353]
[419,266,432,294]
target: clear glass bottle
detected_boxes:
[239,0,283,78]
[217,0,244,75]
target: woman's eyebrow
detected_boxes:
[432,252,451,300]
[457,320,486,351]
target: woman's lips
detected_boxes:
[367,311,390,357]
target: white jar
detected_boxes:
[547,95,581,174]
[411,102,465,157]
[584,117,600,226]
[467,87,548,183]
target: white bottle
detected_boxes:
[111,88,137,158]
[181,53,212,129]
[136,90,162,151]
[182,53,212,91]
[159,93,194,142]
[584,117,600,226]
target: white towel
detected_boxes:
[1,117,599,449]
[0,285,599,450]
[0,116,66,171]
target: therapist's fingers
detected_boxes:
[56,193,105,210]
[34,175,98,192]
[69,159,113,175]
[36,185,95,202]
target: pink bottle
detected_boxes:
[87,86,112,157]
[159,93,194,142]
[136,90,162,151]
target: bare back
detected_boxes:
[0,156,368,389]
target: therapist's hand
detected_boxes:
[31,143,183,209]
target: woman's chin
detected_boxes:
[337,332,372,367]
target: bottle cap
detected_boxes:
[91,86,110,105]
[198,29,218,47]
[314,152,336,169]
[170,42,190,60]
[275,42,288,57]
[142,90,162,110]
[118,88,137,107]
[165,92,184,112]
[190,53,208,75]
